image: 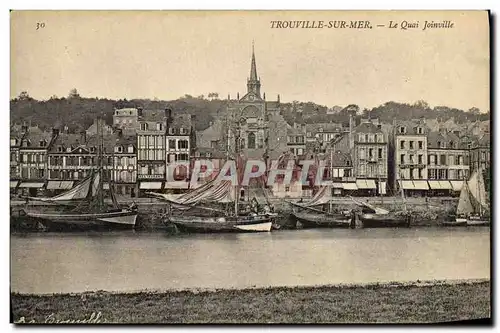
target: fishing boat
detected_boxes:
[448,168,490,227]
[349,180,411,228]
[22,119,138,230]
[289,186,354,229]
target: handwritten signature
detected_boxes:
[14,312,105,324]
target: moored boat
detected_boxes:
[293,211,354,229]
[357,211,411,228]
[167,215,273,233]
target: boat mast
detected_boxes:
[400,170,407,213]
[234,117,240,217]
[97,118,104,212]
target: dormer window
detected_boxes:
[90,147,96,153]
[156,123,163,131]
[66,147,71,152]
[206,152,211,158]
[449,141,454,149]
[22,139,29,147]
[115,146,123,153]
[128,145,134,153]
[319,128,323,133]
[399,126,406,134]
[10,139,16,146]
[180,128,186,135]
[57,146,64,152]
[417,127,423,134]
[358,134,365,142]
[169,128,175,135]
[140,123,148,131]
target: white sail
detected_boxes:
[349,196,390,215]
[468,169,488,213]
[91,172,101,197]
[456,180,474,216]
[27,175,92,202]
[306,186,332,206]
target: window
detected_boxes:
[178,153,189,161]
[378,148,383,159]
[399,126,406,134]
[368,134,374,143]
[429,169,437,179]
[417,127,423,134]
[140,123,148,131]
[297,148,304,156]
[438,169,447,180]
[418,168,423,179]
[418,141,423,149]
[376,134,383,143]
[148,136,154,147]
[418,155,423,164]
[156,123,163,131]
[168,139,176,150]
[248,132,256,149]
[365,134,368,142]
[178,140,189,149]
[180,128,187,135]
[368,148,374,159]
[457,155,463,165]
[449,155,454,165]
[400,140,405,149]
[115,146,123,153]
[128,145,134,153]
[358,134,365,142]
[437,141,441,148]
[400,154,405,164]
[169,128,175,135]
[359,164,366,175]
[39,140,46,147]
[449,141,454,149]
[440,154,447,165]
[359,148,366,159]
[409,141,414,149]
[409,154,414,163]
[297,136,304,144]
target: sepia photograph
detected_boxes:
[9,9,491,324]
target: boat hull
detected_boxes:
[466,217,490,226]
[293,212,354,229]
[168,216,273,233]
[441,219,467,227]
[359,213,410,228]
[23,209,138,231]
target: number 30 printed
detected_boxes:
[36,22,45,30]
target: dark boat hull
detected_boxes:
[23,209,138,231]
[167,215,273,233]
[293,212,354,229]
[359,213,410,228]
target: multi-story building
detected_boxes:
[18,126,57,196]
[427,129,470,195]
[286,123,306,156]
[324,149,355,196]
[352,119,388,195]
[47,131,115,193]
[113,107,139,134]
[469,132,490,189]
[111,131,138,197]
[305,122,345,153]
[165,113,194,192]
[85,118,114,137]
[10,125,26,192]
[392,120,429,196]
[137,109,167,195]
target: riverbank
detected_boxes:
[11,279,490,324]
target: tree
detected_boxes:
[468,107,480,115]
[18,91,31,100]
[68,88,80,99]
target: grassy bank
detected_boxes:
[11,280,490,324]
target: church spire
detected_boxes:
[247,41,261,98]
[250,40,258,81]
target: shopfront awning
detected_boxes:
[356,179,376,189]
[10,180,19,188]
[450,181,464,192]
[46,181,74,190]
[19,182,45,188]
[399,180,415,190]
[428,181,442,189]
[332,182,343,189]
[438,181,453,190]
[164,181,190,189]
[412,180,430,190]
[342,183,358,190]
[140,182,163,190]
[365,180,376,189]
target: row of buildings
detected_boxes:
[10,47,491,199]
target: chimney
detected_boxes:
[277,94,280,103]
[165,108,172,120]
[52,128,60,137]
[137,107,143,117]
[21,125,28,133]
[237,92,240,100]
[80,131,86,144]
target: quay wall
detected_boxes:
[11,196,459,230]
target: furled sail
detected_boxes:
[467,169,489,213]
[349,196,390,215]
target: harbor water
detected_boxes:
[11,227,490,294]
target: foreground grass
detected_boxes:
[11,280,490,324]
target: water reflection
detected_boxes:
[10,228,490,294]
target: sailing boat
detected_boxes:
[22,120,138,230]
[350,177,411,228]
[155,125,274,233]
[453,167,490,227]
[290,185,354,228]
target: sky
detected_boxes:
[10,10,490,111]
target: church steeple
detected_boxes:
[247,41,261,98]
